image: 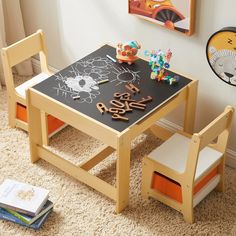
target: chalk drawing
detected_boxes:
[77,57,114,69]
[83,67,111,84]
[65,75,99,93]
[52,57,141,103]
[53,61,101,103]
[111,66,140,86]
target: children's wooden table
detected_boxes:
[26,45,198,213]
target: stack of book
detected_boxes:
[0,179,53,230]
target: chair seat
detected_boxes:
[148,133,223,180]
[15,72,49,98]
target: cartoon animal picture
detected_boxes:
[129,0,195,35]
[209,47,236,85]
[207,27,236,86]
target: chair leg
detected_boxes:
[183,208,194,223]
[216,160,225,192]
[141,158,155,199]
[41,111,49,146]
[182,186,194,223]
[8,100,17,128]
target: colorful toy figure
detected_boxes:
[116,41,141,65]
[145,49,179,85]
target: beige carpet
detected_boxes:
[0,80,236,236]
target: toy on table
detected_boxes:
[96,103,108,114]
[125,83,140,94]
[96,83,153,122]
[144,49,180,85]
[112,113,129,121]
[116,41,141,65]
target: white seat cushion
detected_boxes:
[148,133,222,180]
[15,72,50,98]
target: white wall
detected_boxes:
[20,0,236,153]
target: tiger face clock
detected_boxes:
[206,27,236,86]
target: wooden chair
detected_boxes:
[142,106,234,223]
[1,30,65,145]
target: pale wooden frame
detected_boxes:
[128,0,196,36]
[26,67,198,213]
[142,106,234,223]
[1,30,51,145]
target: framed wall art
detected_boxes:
[206,27,236,86]
[128,0,196,36]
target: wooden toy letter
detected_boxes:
[96,103,108,114]
[137,96,153,104]
[125,83,140,94]
[129,102,146,110]
[110,100,125,108]
[113,92,131,99]
[109,108,126,114]
[112,113,129,121]
[124,101,133,112]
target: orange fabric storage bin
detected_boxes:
[16,103,64,135]
[152,172,182,202]
[47,115,65,134]
[152,167,218,203]
[16,103,28,123]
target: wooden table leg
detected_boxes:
[184,80,198,134]
[116,133,131,213]
[26,89,43,163]
[41,111,49,146]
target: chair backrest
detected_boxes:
[1,29,49,92]
[185,106,234,183]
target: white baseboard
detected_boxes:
[157,119,236,169]
[226,150,236,169]
[32,58,236,169]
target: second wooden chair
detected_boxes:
[142,106,234,223]
[1,30,65,145]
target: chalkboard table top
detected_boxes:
[33,45,192,132]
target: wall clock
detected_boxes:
[206,27,236,86]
